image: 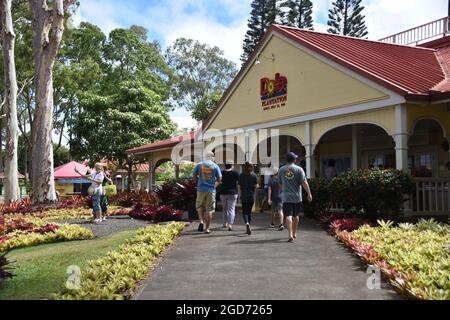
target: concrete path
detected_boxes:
[137,212,400,300]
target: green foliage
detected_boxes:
[166,38,236,112]
[103,27,172,99]
[0,224,94,252]
[352,222,450,300]
[191,93,222,122]
[0,229,136,300]
[55,223,184,300]
[302,177,332,218]
[242,0,281,62]
[281,0,314,29]
[327,0,368,37]
[71,81,176,171]
[305,169,414,219]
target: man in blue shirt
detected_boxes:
[193,151,222,234]
[279,152,313,242]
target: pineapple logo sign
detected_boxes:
[260,73,288,111]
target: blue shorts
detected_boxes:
[283,202,303,217]
[92,191,102,212]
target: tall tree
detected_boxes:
[29,0,77,204]
[241,0,281,62]
[327,0,368,37]
[166,38,236,115]
[1,0,20,202]
[281,0,313,29]
[71,82,176,191]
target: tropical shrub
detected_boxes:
[111,191,159,207]
[0,251,14,281]
[306,169,414,219]
[302,177,332,218]
[129,204,183,223]
[1,196,90,215]
[55,222,184,300]
[154,179,197,210]
[0,224,94,252]
[336,219,450,300]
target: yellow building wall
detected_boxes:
[55,183,73,196]
[311,107,396,145]
[208,35,389,130]
[406,103,450,137]
[317,141,352,156]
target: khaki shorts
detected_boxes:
[196,192,216,213]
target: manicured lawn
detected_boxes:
[0,229,136,300]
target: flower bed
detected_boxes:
[129,203,183,223]
[1,196,90,215]
[334,219,450,300]
[55,222,184,300]
[0,217,93,252]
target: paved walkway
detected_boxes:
[137,212,400,300]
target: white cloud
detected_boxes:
[364,0,447,40]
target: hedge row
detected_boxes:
[304,169,414,219]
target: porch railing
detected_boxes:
[329,177,450,215]
[409,178,450,215]
[379,16,450,46]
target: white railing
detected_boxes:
[409,178,450,215]
[379,16,450,46]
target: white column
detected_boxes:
[305,121,316,178]
[147,155,153,190]
[393,105,409,171]
[352,124,359,170]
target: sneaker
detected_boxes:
[278,224,284,231]
[228,226,233,231]
[246,224,251,235]
[198,222,204,232]
[269,223,276,228]
[92,219,102,224]
[102,216,107,221]
[205,229,211,234]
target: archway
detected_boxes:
[252,134,305,211]
[408,118,450,178]
[315,123,395,177]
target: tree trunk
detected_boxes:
[126,161,134,192]
[2,0,20,203]
[29,0,74,204]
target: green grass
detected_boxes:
[0,229,136,300]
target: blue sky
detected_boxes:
[72,0,448,129]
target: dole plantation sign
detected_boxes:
[260,73,288,111]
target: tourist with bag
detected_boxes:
[75,163,105,223]
[100,169,114,221]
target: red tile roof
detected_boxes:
[126,130,199,155]
[275,25,445,96]
[202,25,450,130]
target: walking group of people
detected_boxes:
[74,162,113,223]
[193,151,313,242]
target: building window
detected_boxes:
[321,157,351,176]
[410,153,434,177]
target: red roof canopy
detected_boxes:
[54,161,91,179]
[126,130,199,155]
